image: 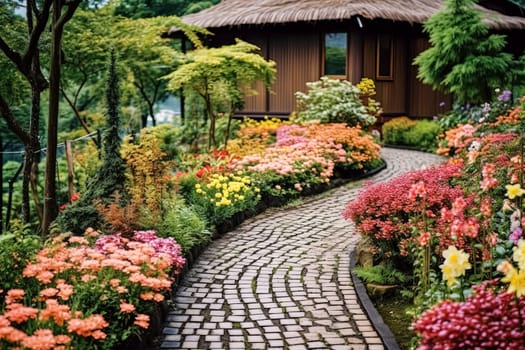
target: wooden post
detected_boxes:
[65,140,75,201]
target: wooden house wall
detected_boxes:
[212,23,450,119]
[362,33,408,115]
[407,38,452,117]
[267,32,321,113]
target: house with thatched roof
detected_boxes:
[168,0,525,119]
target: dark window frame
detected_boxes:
[376,34,394,81]
[322,32,349,79]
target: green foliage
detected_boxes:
[382,117,416,145]
[146,197,211,253]
[113,0,220,18]
[294,76,377,127]
[55,204,102,235]
[414,0,523,104]
[0,221,41,298]
[383,117,441,152]
[436,89,516,130]
[353,264,410,285]
[165,39,276,149]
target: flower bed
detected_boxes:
[0,229,183,350]
[345,97,525,348]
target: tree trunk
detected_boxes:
[42,0,63,236]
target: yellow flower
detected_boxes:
[215,193,222,198]
[513,240,525,269]
[506,184,525,199]
[195,183,201,189]
[439,246,471,286]
[441,264,457,287]
[505,268,525,297]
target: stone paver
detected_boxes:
[159,148,443,349]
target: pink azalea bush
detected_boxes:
[0,228,184,350]
[343,163,465,261]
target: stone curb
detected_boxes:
[349,250,401,350]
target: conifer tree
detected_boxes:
[57,50,128,234]
[82,49,128,203]
[414,0,517,104]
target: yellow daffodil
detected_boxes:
[506,184,525,199]
[513,239,525,269]
[439,246,471,287]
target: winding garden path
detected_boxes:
[159,148,444,350]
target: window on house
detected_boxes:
[324,33,347,77]
[376,34,394,80]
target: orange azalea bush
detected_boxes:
[0,229,184,350]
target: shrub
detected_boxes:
[382,117,416,145]
[179,171,261,230]
[413,280,525,350]
[0,229,184,350]
[343,163,465,264]
[382,117,441,152]
[294,76,378,127]
[0,221,41,301]
[150,197,211,254]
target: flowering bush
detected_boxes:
[227,117,290,157]
[343,163,465,262]
[0,229,184,350]
[233,139,335,198]
[294,76,379,127]
[413,280,525,350]
[179,171,261,229]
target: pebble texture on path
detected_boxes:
[160,148,444,350]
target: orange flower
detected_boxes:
[56,283,74,301]
[2,327,27,342]
[54,334,71,345]
[153,293,165,302]
[4,304,39,323]
[68,236,89,245]
[5,289,25,304]
[134,314,150,329]
[39,288,58,300]
[109,278,121,288]
[21,329,56,350]
[119,302,136,313]
[140,292,154,301]
[40,299,72,326]
[67,314,108,338]
[36,271,55,284]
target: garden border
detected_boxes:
[349,250,401,350]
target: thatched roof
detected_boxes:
[168,0,525,34]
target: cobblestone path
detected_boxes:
[159,148,444,350]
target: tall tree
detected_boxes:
[414,0,522,105]
[0,0,81,233]
[42,0,83,235]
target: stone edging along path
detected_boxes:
[158,148,444,350]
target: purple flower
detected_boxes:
[498,90,512,102]
[510,227,523,244]
[439,101,446,108]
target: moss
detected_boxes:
[372,293,416,350]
